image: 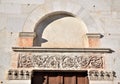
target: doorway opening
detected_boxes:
[31,70,89,84]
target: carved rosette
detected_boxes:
[18,53,104,69]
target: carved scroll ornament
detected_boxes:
[18,53,104,69]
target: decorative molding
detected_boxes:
[89,70,116,81]
[8,69,31,80]
[7,69,117,81]
[18,53,104,69]
[86,33,104,38]
[19,32,36,37]
[12,47,114,53]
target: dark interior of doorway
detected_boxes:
[31,70,89,84]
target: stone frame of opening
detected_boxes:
[31,70,89,84]
[33,11,76,46]
[18,11,88,47]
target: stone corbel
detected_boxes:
[18,32,36,47]
[86,33,104,48]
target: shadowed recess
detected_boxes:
[33,11,75,46]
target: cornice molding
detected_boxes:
[19,32,36,37]
[12,47,114,53]
[86,33,104,38]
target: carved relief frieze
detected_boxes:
[17,53,104,69]
[18,55,33,68]
[89,70,116,81]
[8,69,31,80]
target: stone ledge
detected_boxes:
[19,32,36,37]
[86,33,104,38]
[12,47,114,53]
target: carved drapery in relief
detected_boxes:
[18,53,104,69]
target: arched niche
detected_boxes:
[33,11,89,48]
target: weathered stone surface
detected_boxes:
[1,0,44,4]
[41,17,88,48]
[7,69,31,80]
[89,70,116,81]
[17,53,104,69]
[0,0,120,84]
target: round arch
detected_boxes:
[33,11,79,46]
[21,1,95,47]
[32,11,88,47]
[22,0,95,32]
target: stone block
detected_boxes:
[0,4,21,14]
[18,32,36,47]
[6,17,25,32]
[112,0,120,11]
[18,37,34,47]
[89,38,100,48]
[86,33,103,48]
[1,0,44,4]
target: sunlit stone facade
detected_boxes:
[0,0,120,84]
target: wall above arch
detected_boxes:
[22,0,100,33]
[19,10,90,48]
[20,0,106,48]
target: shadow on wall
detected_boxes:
[33,11,74,46]
[0,81,3,84]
